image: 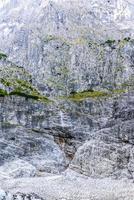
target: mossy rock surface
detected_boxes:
[9,89,50,102]
[67,88,128,102]
[0,52,7,60]
[68,90,109,101]
[0,78,51,103]
[0,89,8,96]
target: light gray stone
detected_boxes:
[0,0,134,199]
[0,160,36,179]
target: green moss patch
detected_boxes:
[111,89,127,94]
[9,89,49,102]
[123,37,131,42]
[0,52,7,60]
[100,39,116,47]
[68,90,109,101]
[0,89,8,97]
[100,37,131,48]
[121,76,134,89]
[44,35,57,43]
[66,88,128,102]
[44,35,70,46]
[0,79,50,103]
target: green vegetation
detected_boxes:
[66,88,128,102]
[44,35,70,46]
[123,37,131,42]
[100,37,131,48]
[121,76,134,89]
[43,35,132,50]
[44,35,57,43]
[111,89,126,94]
[0,54,50,103]
[0,79,50,103]
[0,52,7,60]
[0,88,8,96]
[68,90,109,101]
[10,89,46,101]
[118,37,131,48]
[102,39,116,46]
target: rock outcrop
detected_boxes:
[0,0,134,199]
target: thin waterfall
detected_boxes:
[60,110,65,127]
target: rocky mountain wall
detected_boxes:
[0,0,134,199]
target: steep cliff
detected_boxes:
[0,0,134,199]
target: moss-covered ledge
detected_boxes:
[0,89,51,103]
[9,89,50,102]
[0,89,50,103]
[68,90,108,101]
[0,79,51,103]
[65,88,128,102]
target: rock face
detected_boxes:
[0,0,134,199]
[0,0,134,96]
